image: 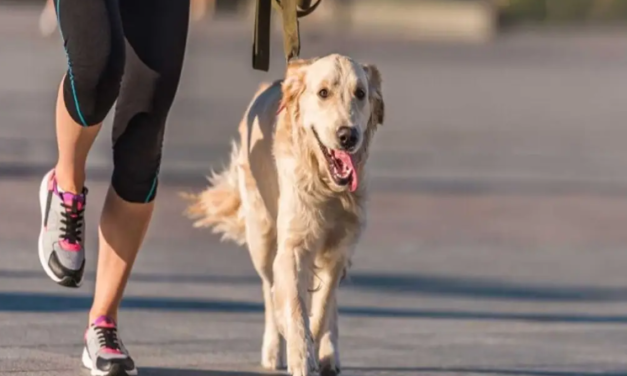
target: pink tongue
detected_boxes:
[334,151,359,192]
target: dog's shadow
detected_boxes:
[141,368,283,376]
[139,367,627,376]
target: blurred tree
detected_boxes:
[497,0,627,25]
[588,0,627,22]
[589,0,614,19]
[215,0,246,15]
[497,0,546,27]
[545,0,593,22]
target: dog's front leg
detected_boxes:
[273,240,319,376]
[310,260,344,376]
[320,295,340,375]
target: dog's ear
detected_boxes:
[282,58,316,108]
[362,64,385,126]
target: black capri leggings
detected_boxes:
[56,0,190,203]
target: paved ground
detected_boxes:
[4,5,627,376]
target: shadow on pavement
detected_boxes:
[344,273,627,303]
[137,366,627,375]
[3,269,627,303]
[347,367,627,376]
[0,269,259,286]
[2,292,627,324]
[6,164,627,198]
[141,368,281,376]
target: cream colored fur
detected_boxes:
[182,54,384,376]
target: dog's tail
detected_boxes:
[180,141,247,246]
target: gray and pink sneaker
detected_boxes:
[38,169,86,287]
[82,316,137,376]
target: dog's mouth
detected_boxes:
[312,128,358,192]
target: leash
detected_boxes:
[253,0,322,71]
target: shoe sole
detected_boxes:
[82,348,138,376]
[38,169,83,288]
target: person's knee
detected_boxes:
[111,164,160,204]
[111,114,165,204]
[63,43,125,127]
[111,153,162,204]
[108,56,183,203]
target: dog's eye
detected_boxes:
[355,88,366,100]
[318,88,329,99]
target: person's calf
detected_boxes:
[54,79,102,194]
[89,187,155,324]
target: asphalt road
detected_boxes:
[3,5,627,376]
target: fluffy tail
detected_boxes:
[180,141,247,246]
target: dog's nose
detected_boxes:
[337,126,358,151]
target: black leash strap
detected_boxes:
[253,0,272,71]
[252,0,322,71]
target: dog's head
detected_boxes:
[280,54,385,193]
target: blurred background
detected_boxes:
[3,0,627,375]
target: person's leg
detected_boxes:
[39,0,58,37]
[54,0,125,193]
[89,0,190,323]
[39,0,125,288]
[190,0,208,22]
[80,2,188,373]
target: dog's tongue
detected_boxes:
[334,151,358,192]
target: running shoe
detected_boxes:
[82,315,138,376]
[38,169,86,287]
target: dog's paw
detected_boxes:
[287,354,319,376]
[289,364,319,376]
[307,336,320,373]
[261,338,285,370]
[320,364,341,376]
[287,338,319,376]
[261,357,285,371]
[319,354,340,376]
[318,333,340,376]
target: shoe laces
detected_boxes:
[94,326,122,351]
[59,196,84,244]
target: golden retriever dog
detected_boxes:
[182,53,384,376]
